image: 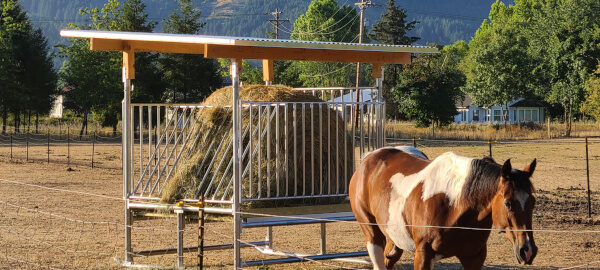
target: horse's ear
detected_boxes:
[524,158,537,176]
[502,159,512,179]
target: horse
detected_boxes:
[349,146,537,269]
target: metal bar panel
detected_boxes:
[293,104,297,196]
[266,104,271,197]
[310,104,314,195]
[302,104,306,196]
[319,103,323,195]
[248,104,253,198]
[231,60,242,270]
[284,104,288,196]
[275,104,280,197]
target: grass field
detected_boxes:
[0,139,599,269]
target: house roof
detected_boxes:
[456,95,472,108]
[330,89,378,103]
[510,98,547,107]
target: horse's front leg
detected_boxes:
[457,246,487,270]
[413,242,435,270]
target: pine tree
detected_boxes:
[370,0,419,119]
[159,0,222,103]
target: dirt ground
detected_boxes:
[0,139,599,269]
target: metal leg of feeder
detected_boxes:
[266,226,273,249]
[231,59,242,270]
[320,223,326,255]
[176,206,185,268]
[123,73,133,264]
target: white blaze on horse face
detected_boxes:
[387,152,472,252]
[367,242,386,270]
[515,190,529,210]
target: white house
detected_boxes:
[455,96,546,124]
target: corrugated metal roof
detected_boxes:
[60,30,438,54]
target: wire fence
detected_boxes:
[0,136,599,269]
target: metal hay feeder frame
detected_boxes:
[60,29,437,269]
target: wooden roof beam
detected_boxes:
[90,38,205,54]
[204,44,411,64]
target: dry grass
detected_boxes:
[387,120,600,141]
[0,139,599,269]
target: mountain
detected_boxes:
[21,0,506,56]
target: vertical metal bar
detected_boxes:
[231,60,242,270]
[122,76,133,263]
[293,104,297,196]
[284,104,289,196]
[586,137,591,218]
[47,130,50,163]
[156,106,160,165]
[311,104,315,195]
[148,106,152,168]
[258,105,262,198]
[302,104,306,195]
[320,223,326,255]
[335,102,339,194]
[26,133,28,161]
[319,104,323,194]
[139,106,143,178]
[275,103,280,197]
[343,101,348,193]
[267,104,271,197]
[176,203,185,268]
[359,103,364,157]
[249,104,253,198]
[327,103,331,194]
[198,198,205,270]
[267,226,273,250]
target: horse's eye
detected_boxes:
[504,200,512,210]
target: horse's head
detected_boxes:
[491,158,537,265]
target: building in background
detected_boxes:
[455,96,546,124]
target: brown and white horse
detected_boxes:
[349,146,537,269]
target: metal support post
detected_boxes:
[231,59,242,270]
[198,198,205,270]
[47,130,50,163]
[176,202,185,268]
[123,72,133,264]
[26,133,29,161]
[92,131,96,168]
[266,226,273,250]
[586,138,591,218]
[319,223,327,255]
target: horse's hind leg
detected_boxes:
[357,221,386,270]
[384,239,402,269]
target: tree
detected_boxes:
[462,0,539,123]
[159,0,222,102]
[58,0,122,135]
[581,65,600,122]
[394,45,465,128]
[528,0,600,136]
[369,0,419,119]
[0,0,56,133]
[290,0,360,87]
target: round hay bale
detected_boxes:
[161,84,354,207]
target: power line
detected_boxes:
[266,8,289,39]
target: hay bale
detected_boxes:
[161,84,354,207]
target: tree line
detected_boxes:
[2,0,599,137]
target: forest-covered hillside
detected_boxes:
[21,0,504,52]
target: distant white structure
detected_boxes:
[454,96,545,124]
[49,95,63,118]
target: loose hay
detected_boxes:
[161,85,354,207]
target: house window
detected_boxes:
[519,110,524,122]
[462,111,467,122]
[493,110,502,121]
[532,109,539,122]
[473,110,479,121]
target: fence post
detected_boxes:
[47,130,50,163]
[586,137,591,218]
[413,137,416,148]
[26,132,29,162]
[488,140,493,157]
[67,127,70,168]
[197,198,205,270]
[10,134,12,160]
[92,131,96,168]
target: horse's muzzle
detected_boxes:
[515,241,537,265]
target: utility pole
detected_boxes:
[354,0,372,127]
[267,8,289,39]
